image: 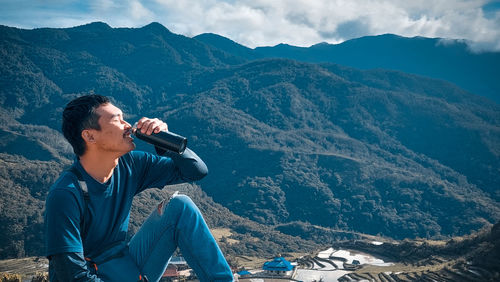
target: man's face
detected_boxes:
[91,103,135,155]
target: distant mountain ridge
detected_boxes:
[1,22,499,259]
[194,33,500,104]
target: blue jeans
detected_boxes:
[95,194,233,282]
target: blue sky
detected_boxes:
[1,0,499,51]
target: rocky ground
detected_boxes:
[0,257,48,281]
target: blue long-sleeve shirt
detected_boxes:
[45,148,207,281]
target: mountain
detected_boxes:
[165,59,500,239]
[194,33,257,60]
[195,33,500,104]
[0,22,499,259]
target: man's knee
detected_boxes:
[170,193,192,205]
[168,194,200,215]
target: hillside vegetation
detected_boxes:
[196,32,500,103]
[0,22,499,259]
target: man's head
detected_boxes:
[62,94,110,156]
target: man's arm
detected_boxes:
[49,252,103,282]
[160,147,208,182]
[133,117,208,189]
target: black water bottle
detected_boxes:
[132,122,187,154]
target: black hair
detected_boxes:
[62,94,111,156]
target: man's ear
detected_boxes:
[82,129,95,143]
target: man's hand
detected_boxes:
[136,117,168,135]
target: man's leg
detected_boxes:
[128,194,233,281]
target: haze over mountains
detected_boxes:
[0,22,499,258]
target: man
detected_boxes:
[45,94,233,281]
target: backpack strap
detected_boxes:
[68,166,89,200]
[66,166,90,237]
[65,166,146,281]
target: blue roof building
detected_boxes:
[262,257,295,276]
[237,270,251,276]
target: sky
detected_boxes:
[1,0,500,51]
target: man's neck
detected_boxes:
[79,152,120,184]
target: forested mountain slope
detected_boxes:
[195,32,500,103]
[1,22,499,259]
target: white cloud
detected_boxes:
[0,0,499,51]
[128,0,155,22]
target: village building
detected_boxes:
[160,257,194,281]
[262,257,295,277]
[161,264,179,280]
